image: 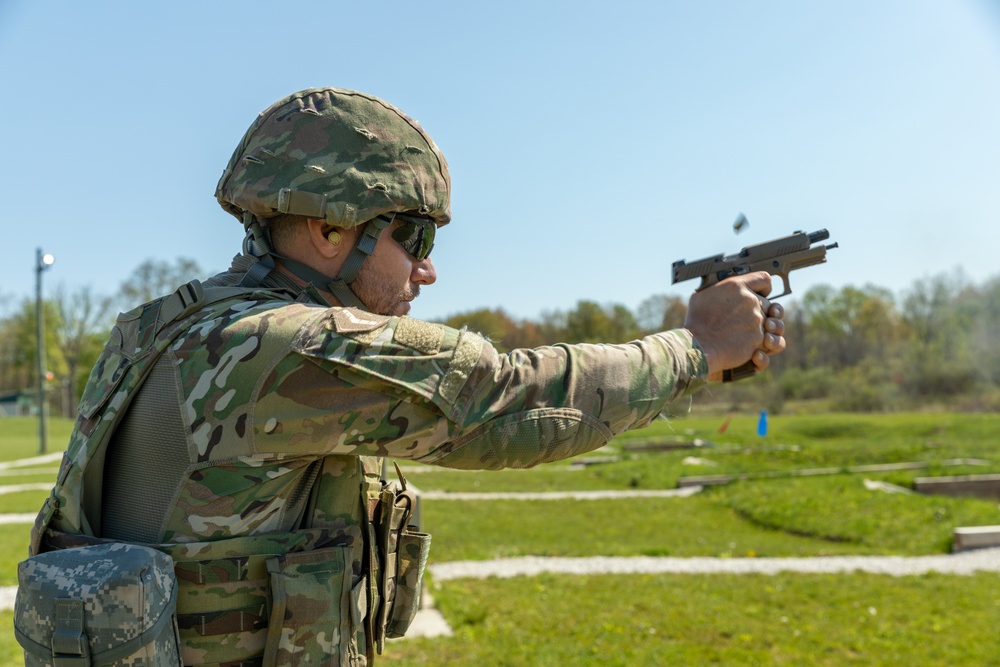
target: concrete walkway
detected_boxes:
[401,546,1000,638]
[429,549,1000,581]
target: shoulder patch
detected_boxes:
[394,317,444,355]
[438,329,485,403]
[330,307,390,334]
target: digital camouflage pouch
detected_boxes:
[14,542,181,667]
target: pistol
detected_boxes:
[672,228,838,381]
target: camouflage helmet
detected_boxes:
[215,87,451,229]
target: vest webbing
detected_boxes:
[31,280,382,666]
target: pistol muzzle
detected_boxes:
[807,229,830,243]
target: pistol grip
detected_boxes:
[722,360,757,383]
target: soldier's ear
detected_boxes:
[306,220,346,259]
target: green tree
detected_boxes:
[901,272,983,397]
[53,285,114,415]
[439,308,548,353]
[0,313,29,392]
[0,300,67,409]
[636,294,687,335]
[562,300,641,344]
[507,319,547,350]
[973,277,1000,385]
[538,308,568,345]
[441,308,513,351]
[117,257,203,308]
[795,284,903,371]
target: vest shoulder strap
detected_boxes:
[40,280,293,543]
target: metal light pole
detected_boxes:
[35,248,55,454]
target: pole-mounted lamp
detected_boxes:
[35,248,55,454]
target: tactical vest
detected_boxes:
[28,280,428,667]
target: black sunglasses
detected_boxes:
[385,213,436,260]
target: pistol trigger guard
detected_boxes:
[773,274,793,299]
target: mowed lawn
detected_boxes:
[3,413,999,665]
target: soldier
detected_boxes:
[29,87,784,666]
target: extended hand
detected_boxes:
[683,271,787,382]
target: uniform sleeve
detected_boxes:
[422,329,708,469]
[288,310,708,470]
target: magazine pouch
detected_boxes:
[384,526,431,639]
[262,547,364,667]
[372,465,431,650]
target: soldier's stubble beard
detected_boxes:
[350,263,420,316]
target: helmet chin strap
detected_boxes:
[239,212,394,310]
[324,214,392,309]
[240,213,278,287]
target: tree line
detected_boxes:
[0,259,200,417]
[2,260,997,418]
[435,270,1000,413]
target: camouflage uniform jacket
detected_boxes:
[33,263,708,667]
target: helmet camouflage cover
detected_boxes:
[216,87,451,229]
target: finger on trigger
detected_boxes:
[745,271,773,297]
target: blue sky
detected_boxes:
[2,1,998,322]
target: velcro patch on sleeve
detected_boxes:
[438,329,484,403]
[347,328,385,345]
[331,308,390,334]
[394,317,444,355]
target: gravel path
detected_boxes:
[429,549,1000,581]
[5,549,997,614]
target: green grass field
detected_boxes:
[383,572,1000,666]
[2,413,999,665]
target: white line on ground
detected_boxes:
[0,483,52,495]
[0,514,35,525]
[420,487,703,501]
[429,549,1000,581]
[0,453,62,470]
[5,549,999,616]
[0,469,58,478]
